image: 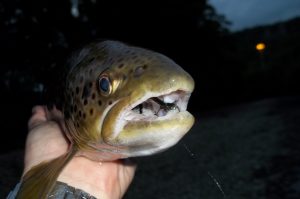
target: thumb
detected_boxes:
[28,106,47,130]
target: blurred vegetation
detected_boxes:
[0,0,228,99]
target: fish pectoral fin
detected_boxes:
[16,149,76,199]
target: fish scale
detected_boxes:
[16,40,195,198]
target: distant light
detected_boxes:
[70,0,79,18]
[33,83,44,93]
[256,43,266,52]
[71,6,79,18]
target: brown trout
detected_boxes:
[17,40,195,198]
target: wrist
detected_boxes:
[50,181,97,199]
[57,156,111,199]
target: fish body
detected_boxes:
[17,41,195,198]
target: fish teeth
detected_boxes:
[163,95,175,104]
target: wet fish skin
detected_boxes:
[16,40,195,198]
[63,41,194,160]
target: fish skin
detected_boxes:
[16,40,195,198]
[63,40,195,160]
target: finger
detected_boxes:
[46,106,64,121]
[28,105,47,129]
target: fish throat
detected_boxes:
[128,90,188,122]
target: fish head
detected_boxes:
[64,41,195,160]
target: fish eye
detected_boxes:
[98,75,111,95]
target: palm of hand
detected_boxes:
[24,106,136,199]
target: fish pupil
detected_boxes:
[99,77,110,93]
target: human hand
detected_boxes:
[23,106,136,199]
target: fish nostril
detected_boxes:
[133,65,146,77]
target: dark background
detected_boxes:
[1,0,300,198]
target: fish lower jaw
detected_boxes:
[116,111,195,157]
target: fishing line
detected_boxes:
[182,143,226,198]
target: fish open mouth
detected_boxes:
[99,89,194,158]
[124,90,191,121]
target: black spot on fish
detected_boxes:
[77,60,84,67]
[96,54,104,60]
[84,99,88,105]
[79,110,82,117]
[134,59,140,64]
[83,113,86,119]
[89,69,93,75]
[89,82,93,88]
[88,57,95,63]
[76,122,80,127]
[98,100,102,106]
[108,101,113,105]
[118,63,124,68]
[117,58,124,62]
[82,84,92,99]
[90,108,94,115]
[74,105,78,113]
[92,93,96,100]
[69,106,73,113]
[65,110,70,118]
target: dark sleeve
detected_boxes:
[7,181,98,199]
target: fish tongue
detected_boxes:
[157,109,168,117]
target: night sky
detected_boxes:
[209,0,300,31]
